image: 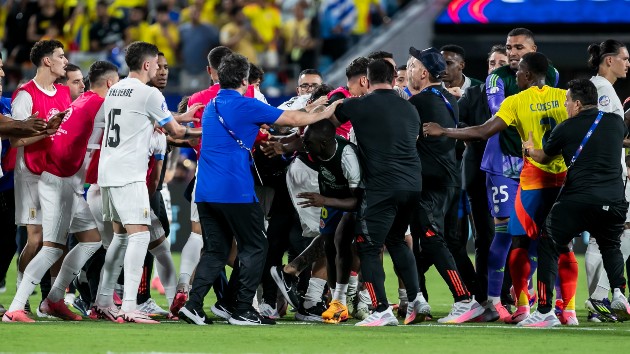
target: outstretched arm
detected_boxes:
[423,114,508,141]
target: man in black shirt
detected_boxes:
[521,79,630,326]
[331,59,429,326]
[407,47,483,323]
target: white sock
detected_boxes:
[358,289,371,306]
[398,288,408,304]
[48,241,101,303]
[333,283,348,305]
[621,230,630,261]
[9,246,63,312]
[16,271,23,290]
[95,233,128,308]
[149,240,176,306]
[303,277,326,308]
[347,274,358,296]
[177,232,203,290]
[585,238,608,299]
[121,231,150,313]
[488,296,501,305]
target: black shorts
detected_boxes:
[356,189,420,245]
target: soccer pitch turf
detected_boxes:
[2,253,630,353]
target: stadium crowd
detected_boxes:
[1,23,630,328]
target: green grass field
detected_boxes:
[2,253,630,353]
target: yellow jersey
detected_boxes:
[497,85,568,189]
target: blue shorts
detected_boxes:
[508,186,561,239]
[486,174,519,218]
[320,206,344,235]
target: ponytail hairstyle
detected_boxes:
[588,39,626,70]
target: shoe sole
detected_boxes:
[228,317,274,325]
[517,320,561,327]
[179,307,208,326]
[211,305,231,320]
[270,267,298,309]
[611,302,630,322]
[295,313,324,322]
[439,305,485,324]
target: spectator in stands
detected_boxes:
[125,6,150,45]
[27,0,64,44]
[181,0,218,26]
[147,4,180,68]
[243,0,282,69]
[282,0,318,72]
[220,6,259,64]
[89,1,125,52]
[351,0,389,44]
[320,0,356,61]
[179,4,220,93]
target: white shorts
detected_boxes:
[160,183,172,223]
[286,157,320,238]
[190,179,199,223]
[87,184,114,248]
[39,172,97,244]
[102,182,151,227]
[15,168,41,225]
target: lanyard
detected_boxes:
[211,99,263,185]
[421,86,457,125]
[569,111,604,167]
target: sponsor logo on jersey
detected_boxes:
[321,167,335,182]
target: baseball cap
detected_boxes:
[409,47,446,79]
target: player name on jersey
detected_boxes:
[108,88,134,97]
[530,100,560,112]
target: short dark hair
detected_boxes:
[178,96,190,114]
[156,4,169,13]
[125,41,159,72]
[367,51,393,61]
[207,46,233,70]
[305,119,336,142]
[88,60,118,86]
[308,84,334,104]
[440,44,466,61]
[299,69,322,79]
[229,5,242,17]
[367,59,395,85]
[218,53,249,89]
[397,64,407,71]
[158,51,165,58]
[488,44,507,58]
[30,39,64,67]
[566,79,598,106]
[248,63,264,84]
[520,52,548,78]
[65,63,81,74]
[508,27,535,42]
[345,57,369,80]
[587,39,626,70]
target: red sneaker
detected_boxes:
[118,310,160,324]
[2,310,35,323]
[40,298,82,321]
[169,290,187,317]
[113,292,122,306]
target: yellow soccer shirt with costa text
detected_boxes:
[497,85,568,190]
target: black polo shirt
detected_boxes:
[544,108,626,204]
[334,89,422,192]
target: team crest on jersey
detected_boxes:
[144,208,149,219]
[161,101,169,114]
[599,95,610,107]
[493,205,499,214]
[29,208,37,220]
[47,108,60,119]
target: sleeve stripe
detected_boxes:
[158,115,174,126]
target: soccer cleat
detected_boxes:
[2,310,35,323]
[559,310,578,325]
[151,277,165,295]
[438,299,484,324]
[346,292,357,318]
[494,303,511,323]
[555,299,564,318]
[138,298,169,317]
[506,305,530,324]
[179,306,213,325]
[354,301,370,321]
[611,288,630,321]
[72,297,90,317]
[113,291,122,307]
[355,307,399,326]
[270,266,300,309]
[40,298,82,321]
[585,298,618,322]
[471,301,499,323]
[90,305,121,322]
[211,301,234,320]
[404,293,431,325]
[322,300,349,324]
[117,310,160,324]
[516,310,561,327]
[259,302,281,320]
[36,301,56,319]
[169,290,188,317]
[295,302,326,322]
[229,309,276,325]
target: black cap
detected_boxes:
[409,46,446,79]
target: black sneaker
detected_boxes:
[295,301,326,322]
[471,301,500,322]
[24,300,31,315]
[211,300,234,320]
[72,297,90,317]
[228,309,276,325]
[179,306,213,325]
[270,266,300,309]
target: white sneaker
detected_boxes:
[611,288,630,321]
[137,298,169,316]
[404,293,431,325]
[259,302,280,319]
[438,298,484,324]
[355,307,398,326]
[516,310,561,327]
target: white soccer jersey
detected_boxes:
[591,75,626,178]
[98,78,173,187]
[149,130,167,160]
